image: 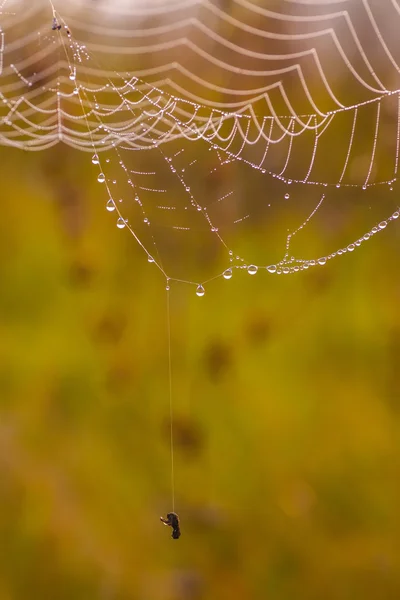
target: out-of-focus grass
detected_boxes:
[0,134,399,600]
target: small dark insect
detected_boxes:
[160,512,181,539]
[52,17,61,31]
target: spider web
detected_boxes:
[0,0,399,291]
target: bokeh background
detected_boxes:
[1,1,400,599]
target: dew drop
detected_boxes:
[69,73,75,81]
[363,233,371,240]
[392,211,399,219]
[247,265,258,275]
[196,285,205,297]
[116,217,126,229]
[267,265,277,274]
[223,268,232,280]
[379,221,387,229]
[284,193,290,200]
[347,244,355,251]
[92,154,99,165]
[148,256,155,263]
[318,257,327,265]
[106,199,115,212]
[97,173,105,183]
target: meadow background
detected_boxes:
[0,1,400,599]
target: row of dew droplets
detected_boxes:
[94,147,400,294]
[95,160,127,230]
[86,77,400,295]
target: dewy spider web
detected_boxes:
[1,0,400,291]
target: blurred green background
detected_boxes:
[1,1,400,597]
[0,137,399,600]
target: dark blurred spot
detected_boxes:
[95,313,126,344]
[162,415,204,459]
[68,261,94,287]
[203,340,232,382]
[245,313,271,346]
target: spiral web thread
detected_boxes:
[0,0,400,291]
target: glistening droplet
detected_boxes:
[196,285,205,297]
[106,199,115,212]
[97,173,105,183]
[92,154,99,165]
[116,217,126,229]
[223,268,232,280]
[247,265,258,275]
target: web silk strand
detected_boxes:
[167,288,175,512]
